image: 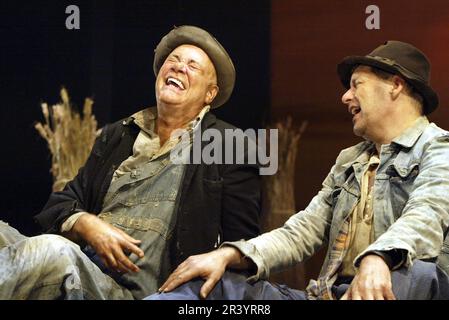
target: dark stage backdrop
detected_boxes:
[0,0,271,235]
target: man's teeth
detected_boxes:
[167,78,185,89]
[352,107,361,115]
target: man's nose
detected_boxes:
[341,89,353,105]
[173,61,187,73]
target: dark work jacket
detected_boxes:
[34,112,261,266]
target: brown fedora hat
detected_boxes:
[337,40,439,114]
[153,25,236,109]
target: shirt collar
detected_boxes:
[391,116,429,148]
[341,116,429,171]
[130,105,211,135]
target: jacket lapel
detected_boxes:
[179,112,217,202]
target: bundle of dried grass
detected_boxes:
[263,116,307,289]
[264,117,307,220]
[35,87,98,192]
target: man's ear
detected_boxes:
[205,85,219,105]
[390,75,406,100]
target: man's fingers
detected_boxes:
[362,291,374,300]
[99,256,112,271]
[121,240,144,258]
[159,276,174,293]
[103,251,119,270]
[116,259,131,274]
[384,287,396,300]
[351,287,362,300]
[112,246,140,273]
[372,287,387,300]
[341,284,395,300]
[158,266,185,292]
[163,273,190,292]
[161,269,198,293]
[159,272,181,292]
[159,261,192,291]
[119,229,142,245]
[200,277,219,299]
[374,293,385,300]
[160,275,182,292]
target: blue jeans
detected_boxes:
[147,271,306,300]
[147,261,449,300]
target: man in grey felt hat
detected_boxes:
[149,40,449,300]
[0,25,261,299]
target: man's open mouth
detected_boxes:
[350,106,361,115]
[166,77,185,90]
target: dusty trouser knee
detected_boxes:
[0,234,133,299]
[0,220,27,249]
[392,260,449,300]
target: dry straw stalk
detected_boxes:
[35,87,98,191]
[265,117,307,216]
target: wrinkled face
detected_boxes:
[155,44,218,110]
[341,66,392,141]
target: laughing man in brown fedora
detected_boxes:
[0,25,261,299]
[151,41,449,300]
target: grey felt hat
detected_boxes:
[153,25,236,109]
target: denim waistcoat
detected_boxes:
[229,116,449,297]
[95,155,185,299]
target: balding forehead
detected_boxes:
[171,45,211,64]
[171,44,217,82]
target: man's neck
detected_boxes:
[373,114,422,154]
[155,103,204,145]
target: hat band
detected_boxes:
[368,55,395,66]
[367,55,426,83]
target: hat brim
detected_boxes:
[337,55,439,114]
[153,26,236,109]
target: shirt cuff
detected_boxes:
[357,249,407,270]
[220,240,266,282]
[60,212,89,233]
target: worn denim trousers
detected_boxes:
[0,220,133,299]
[147,261,449,300]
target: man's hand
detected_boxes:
[159,246,243,299]
[341,254,395,300]
[72,214,144,273]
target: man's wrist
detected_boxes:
[218,246,243,267]
[369,251,394,269]
[362,249,406,270]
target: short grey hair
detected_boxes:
[366,66,424,112]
